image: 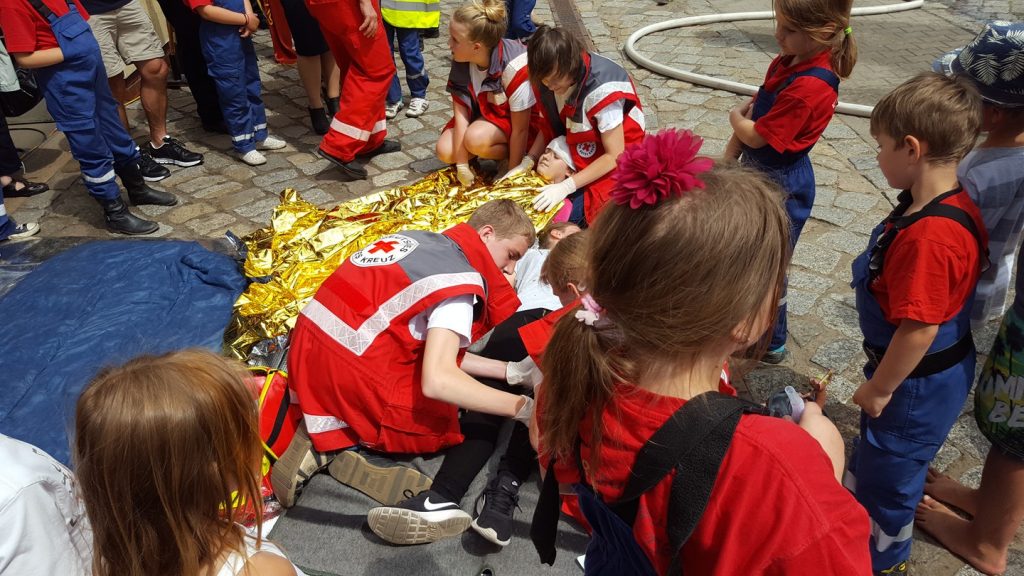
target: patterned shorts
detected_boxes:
[976,306,1024,461]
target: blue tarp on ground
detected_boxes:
[0,240,247,464]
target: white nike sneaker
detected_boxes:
[367,489,471,545]
[239,149,267,166]
[257,136,287,150]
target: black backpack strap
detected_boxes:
[530,392,753,569]
[662,394,749,576]
[25,0,58,20]
[920,204,989,270]
[875,194,990,279]
[531,457,562,566]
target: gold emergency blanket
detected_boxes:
[225,168,554,359]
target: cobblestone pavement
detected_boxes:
[7,0,1024,572]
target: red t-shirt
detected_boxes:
[871,189,987,325]
[182,0,215,11]
[753,50,838,154]
[0,0,90,53]
[543,380,871,575]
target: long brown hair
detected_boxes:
[775,0,857,78]
[539,164,790,465]
[75,349,265,576]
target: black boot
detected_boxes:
[308,107,330,135]
[326,96,340,118]
[116,161,178,206]
[96,196,159,235]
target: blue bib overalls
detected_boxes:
[845,192,981,573]
[742,66,839,350]
[28,0,140,201]
[197,0,267,154]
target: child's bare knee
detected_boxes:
[436,139,455,164]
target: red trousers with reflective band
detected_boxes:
[306,0,394,161]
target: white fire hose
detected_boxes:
[624,0,925,116]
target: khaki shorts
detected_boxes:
[87,0,166,78]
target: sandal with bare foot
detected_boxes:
[915,495,1006,575]
[924,467,979,516]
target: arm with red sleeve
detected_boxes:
[732,79,835,153]
[0,2,65,68]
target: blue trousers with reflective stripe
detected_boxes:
[33,20,140,200]
[200,23,267,153]
[385,23,428,104]
[845,436,928,572]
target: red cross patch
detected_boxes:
[351,234,419,267]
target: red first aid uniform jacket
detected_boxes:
[288,223,521,453]
[446,38,532,138]
[533,52,645,224]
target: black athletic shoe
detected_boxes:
[470,472,521,546]
[147,136,204,167]
[367,489,471,545]
[315,146,367,179]
[138,152,170,182]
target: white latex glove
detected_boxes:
[513,395,535,423]
[497,156,535,182]
[456,163,475,188]
[532,178,576,212]
[506,357,543,389]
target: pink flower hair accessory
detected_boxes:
[611,128,714,209]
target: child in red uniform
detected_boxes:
[274,200,541,521]
[0,0,177,235]
[525,25,645,226]
[437,0,536,188]
[535,129,870,575]
[367,230,588,548]
[846,73,986,576]
[726,0,857,362]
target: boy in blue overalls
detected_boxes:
[845,72,988,576]
[187,0,286,167]
[0,0,178,235]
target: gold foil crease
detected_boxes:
[225,167,555,359]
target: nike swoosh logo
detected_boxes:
[423,497,454,511]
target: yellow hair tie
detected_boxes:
[844,26,853,36]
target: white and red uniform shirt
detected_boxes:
[287,224,521,454]
[533,52,645,224]
[445,39,536,138]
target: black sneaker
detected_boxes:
[147,136,204,167]
[138,152,170,182]
[470,472,521,546]
[367,489,471,545]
